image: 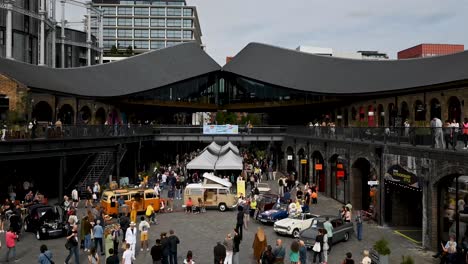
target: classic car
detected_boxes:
[255,193,279,219]
[273,213,320,238]
[23,204,68,240]
[299,215,354,248]
[256,183,271,193]
[257,203,289,224]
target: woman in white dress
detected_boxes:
[322,229,329,264]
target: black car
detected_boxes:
[23,204,68,240]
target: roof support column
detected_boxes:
[98,11,103,64]
[39,0,46,66]
[51,0,57,67]
[5,0,13,59]
[60,0,66,68]
[86,3,92,66]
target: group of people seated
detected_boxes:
[185,197,206,214]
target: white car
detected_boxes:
[273,213,319,238]
[256,183,271,193]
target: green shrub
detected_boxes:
[400,255,414,264]
[373,238,391,255]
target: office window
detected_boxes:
[183,9,193,17]
[118,7,132,15]
[91,28,98,36]
[183,19,193,28]
[151,7,165,16]
[103,40,115,48]
[117,40,132,48]
[135,0,151,4]
[134,40,149,49]
[167,19,181,27]
[118,18,132,26]
[151,40,165,49]
[101,6,116,15]
[120,1,134,4]
[103,17,116,26]
[167,8,181,16]
[152,1,166,5]
[134,7,149,15]
[150,29,165,38]
[183,30,192,39]
[167,41,181,47]
[166,30,181,39]
[151,18,165,27]
[134,29,148,38]
[0,30,5,45]
[134,18,149,26]
[103,28,116,38]
[118,29,133,37]
[167,2,183,6]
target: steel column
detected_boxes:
[86,3,92,66]
[60,0,66,68]
[39,0,46,65]
[5,1,13,59]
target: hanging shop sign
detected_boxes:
[287,155,293,161]
[336,163,344,169]
[368,180,379,185]
[384,164,419,188]
[315,164,323,170]
[203,124,239,135]
[336,170,345,178]
[301,159,308,164]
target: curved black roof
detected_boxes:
[0,42,220,97]
[222,43,468,95]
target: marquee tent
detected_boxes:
[186,150,219,170]
[219,141,240,155]
[215,150,243,170]
[187,142,243,171]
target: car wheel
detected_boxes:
[292,229,300,238]
[218,203,227,212]
[344,232,349,241]
[36,231,42,240]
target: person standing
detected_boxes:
[278,177,284,197]
[236,206,244,240]
[311,229,323,264]
[120,214,130,242]
[272,239,285,264]
[71,188,79,208]
[232,228,241,264]
[88,247,100,264]
[299,240,307,264]
[93,220,105,255]
[38,244,53,264]
[168,229,180,264]
[252,227,267,264]
[183,250,195,264]
[161,232,170,264]
[355,210,363,241]
[323,217,334,252]
[151,239,163,264]
[261,245,275,264]
[343,252,355,264]
[213,242,226,264]
[65,224,80,264]
[106,248,119,264]
[289,241,300,264]
[223,233,233,264]
[322,229,329,264]
[462,118,468,150]
[130,198,138,223]
[122,243,134,264]
[361,250,372,264]
[5,228,18,262]
[112,224,121,255]
[105,228,114,259]
[125,222,138,259]
[139,216,151,252]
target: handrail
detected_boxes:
[65,153,94,191]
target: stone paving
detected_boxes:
[0,180,438,264]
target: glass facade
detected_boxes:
[151,29,165,38]
[134,29,149,38]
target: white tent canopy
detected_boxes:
[219,141,240,155]
[186,150,218,170]
[206,142,222,154]
[215,150,243,170]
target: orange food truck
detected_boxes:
[101,188,161,216]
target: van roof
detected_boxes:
[185,183,229,189]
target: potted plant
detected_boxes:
[373,238,391,264]
[400,256,414,264]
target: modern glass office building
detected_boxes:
[91,0,203,61]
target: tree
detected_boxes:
[126,45,134,55]
[110,45,118,55]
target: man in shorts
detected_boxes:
[139,216,150,252]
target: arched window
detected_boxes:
[430,98,441,120]
[32,101,53,122]
[351,107,357,121]
[359,106,365,122]
[58,104,75,125]
[448,96,461,122]
[367,105,375,127]
[400,101,409,122]
[388,103,397,127]
[414,100,426,121]
[377,104,385,127]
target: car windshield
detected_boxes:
[288,214,303,220]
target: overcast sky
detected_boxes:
[62,0,468,65]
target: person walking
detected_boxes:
[104,228,114,259]
[112,224,121,255]
[272,239,285,264]
[65,224,80,264]
[323,217,334,252]
[213,242,226,264]
[299,240,307,264]
[278,177,284,197]
[38,244,53,264]
[122,243,135,264]
[232,228,241,264]
[93,220,104,255]
[252,227,267,264]
[120,214,130,242]
[183,250,195,264]
[106,248,119,264]
[223,233,233,264]
[5,227,18,262]
[139,216,151,252]
[146,202,156,224]
[125,222,137,259]
[322,229,329,264]
[88,247,100,264]
[161,232,170,264]
[261,245,275,264]
[343,252,355,264]
[312,229,323,264]
[168,229,180,264]
[463,118,468,150]
[289,241,300,264]
[355,210,363,241]
[236,206,244,240]
[151,239,163,264]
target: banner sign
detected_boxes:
[301,159,308,164]
[385,164,419,188]
[287,155,293,161]
[203,125,239,135]
[315,164,323,170]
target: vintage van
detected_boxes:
[184,173,237,212]
[101,188,160,216]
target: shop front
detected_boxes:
[311,151,325,192]
[330,154,347,203]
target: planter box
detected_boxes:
[370,249,389,264]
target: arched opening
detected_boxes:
[430,98,442,120]
[330,154,346,203]
[95,107,106,125]
[286,146,295,176]
[377,104,385,127]
[336,109,342,127]
[448,96,461,123]
[437,174,468,245]
[343,108,349,127]
[297,148,306,184]
[414,100,426,122]
[367,105,375,127]
[400,101,409,124]
[359,106,365,122]
[32,101,53,122]
[311,151,325,192]
[384,157,422,232]
[351,158,373,211]
[79,106,91,124]
[351,107,357,123]
[388,103,397,127]
[57,104,74,125]
[0,96,9,121]
[108,109,120,125]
